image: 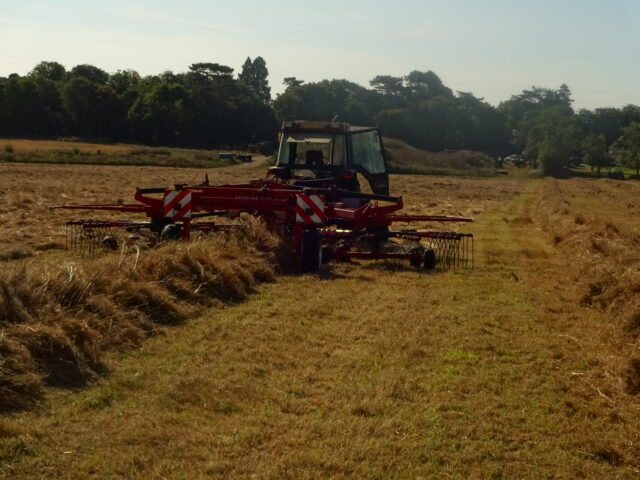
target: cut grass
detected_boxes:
[2,175,640,478]
[0,160,270,257]
[0,139,246,168]
[0,217,278,411]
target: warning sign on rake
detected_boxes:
[163,189,192,220]
[295,194,325,225]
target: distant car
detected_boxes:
[504,154,526,167]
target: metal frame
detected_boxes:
[55,179,474,270]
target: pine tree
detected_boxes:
[239,56,271,103]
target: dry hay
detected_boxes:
[0,161,528,412]
[2,139,134,154]
[531,178,640,394]
[0,216,278,412]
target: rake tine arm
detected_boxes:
[50,204,149,213]
[386,214,474,223]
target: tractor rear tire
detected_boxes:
[301,228,322,273]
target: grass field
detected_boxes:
[384,138,496,176]
[0,139,254,169]
[2,137,495,176]
[2,160,640,478]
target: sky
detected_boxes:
[1,0,639,110]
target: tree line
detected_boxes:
[0,59,276,147]
[2,59,640,175]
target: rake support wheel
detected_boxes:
[423,248,437,270]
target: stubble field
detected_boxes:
[1,158,640,479]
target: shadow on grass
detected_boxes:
[558,166,628,180]
[360,259,434,274]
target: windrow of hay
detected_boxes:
[532,179,640,395]
[0,216,278,412]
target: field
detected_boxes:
[2,156,640,478]
[1,139,251,169]
[384,138,496,176]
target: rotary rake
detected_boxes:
[54,178,473,272]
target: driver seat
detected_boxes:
[305,150,324,167]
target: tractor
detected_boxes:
[55,121,474,272]
[269,120,389,195]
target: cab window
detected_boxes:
[351,130,385,174]
[277,134,345,167]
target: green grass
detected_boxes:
[569,162,640,179]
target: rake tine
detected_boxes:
[464,236,468,269]
[462,235,470,269]
[472,236,475,269]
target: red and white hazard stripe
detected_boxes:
[295,194,325,225]
[163,189,192,220]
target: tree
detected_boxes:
[582,133,610,177]
[518,105,581,175]
[499,84,575,151]
[29,61,66,82]
[2,76,41,135]
[69,64,109,84]
[273,79,377,125]
[369,75,405,97]
[230,81,278,143]
[0,60,280,145]
[375,94,461,151]
[272,81,337,122]
[128,82,189,144]
[578,107,628,146]
[62,77,121,137]
[283,77,304,91]
[622,105,640,125]
[188,63,234,80]
[33,77,65,135]
[0,75,64,136]
[238,56,271,103]
[108,70,140,94]
[620,122,640,175]
[404,70,452,100]
[455,91,509,153]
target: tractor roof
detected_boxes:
[281,121,377,134]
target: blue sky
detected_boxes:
[1,0,639,109]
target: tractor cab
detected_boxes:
[269,121,390,195]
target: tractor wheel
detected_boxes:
[423,249,437,270]
[301,228,322,273]
[408,246,423,268]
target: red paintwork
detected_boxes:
[55,179,473,261]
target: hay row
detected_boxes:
[0,217,278,412]
[533,179,640,394]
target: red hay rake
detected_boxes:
[55,179,474,272]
